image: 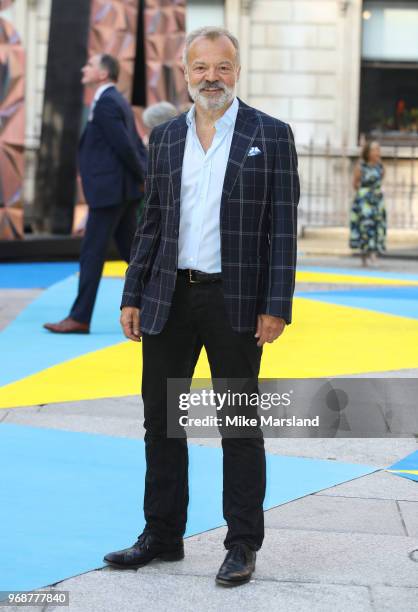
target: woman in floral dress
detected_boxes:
[350,141,386,266]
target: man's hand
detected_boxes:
[120,307,142,342]
[254,314,286,347]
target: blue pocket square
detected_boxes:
[248,146,262,157]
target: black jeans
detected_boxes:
[141,275,266,551]
[70,200,138,325]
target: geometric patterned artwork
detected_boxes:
[0,0,25,239]
[74,0,187,212]
[75,0,140,212]
[86,0,140,107]
[86,0,188,108]
[0,204,23,239]
[144,0,188,106]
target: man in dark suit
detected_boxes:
[104,28,299,585]
[44,54,147,334]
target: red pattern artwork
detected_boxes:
[75,0,187,215]
[85,0,187,107]
[0,1,25,239]
[86,0,139,107]
[144,0,188,107]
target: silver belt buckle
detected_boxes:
[189,269,198,283]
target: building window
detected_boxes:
[359,1,418,143]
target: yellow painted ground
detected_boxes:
[387,470,418,476]
[103,261,128,277]
[296,271,418,286]
[102,261,418,287]
[2,297,418,409]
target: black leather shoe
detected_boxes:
[215,543,256,586]
[103,533,184,569]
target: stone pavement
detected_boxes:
[1,255,418,612]
[298,227,418,259]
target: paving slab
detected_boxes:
[264,438,417,467]
[1,606,43,612]
[398,501,418,537]
[37,396,142,418]
[0,410,9,423]
[142,527,418,588]
[0,289,41,331]
[3,409,145,439]
[371,586,418,612]
[48,569,373,612]
[254,528,418,588]
[315,470,418,502]
[298,255,418,272]
[3,398,144,437]
[349,369,418,377]
[264,495,405,536]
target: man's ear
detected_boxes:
[183,65,189,83]
[236,65,241,81]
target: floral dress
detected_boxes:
[349,161,386,253]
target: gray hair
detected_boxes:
[182,26,240,66]
[142,102,178,130]
[99,54,119,82]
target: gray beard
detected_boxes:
[187,83,235,111]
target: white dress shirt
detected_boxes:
[178,97,239,273]
[88,82,115,121]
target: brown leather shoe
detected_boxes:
[43,317,90,334]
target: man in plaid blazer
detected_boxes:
[104,27,299,586]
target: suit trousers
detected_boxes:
[70,200,138,324]
[141,274,266,551]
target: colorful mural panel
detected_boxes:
[0,0,25,238]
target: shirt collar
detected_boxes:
[93,82,115,104]
[186,96,239,130]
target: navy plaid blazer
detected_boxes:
[121,98,300,335]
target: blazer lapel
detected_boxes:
[221,100,259,209]
[168,114,188,208]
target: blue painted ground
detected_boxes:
[388,450,418,482]
[296,286,418,320]
[0,263,78,288]
[2,275,417,389]
[1,261,418,289]
[0,276,125,387]
[0,423,377,593]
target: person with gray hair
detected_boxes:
[142,101,178,132]
[105,25,299,587]
[182,25,240,66]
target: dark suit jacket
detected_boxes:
[121,98,300,334]
[78,86,147,208]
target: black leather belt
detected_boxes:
[178,269,222,284]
